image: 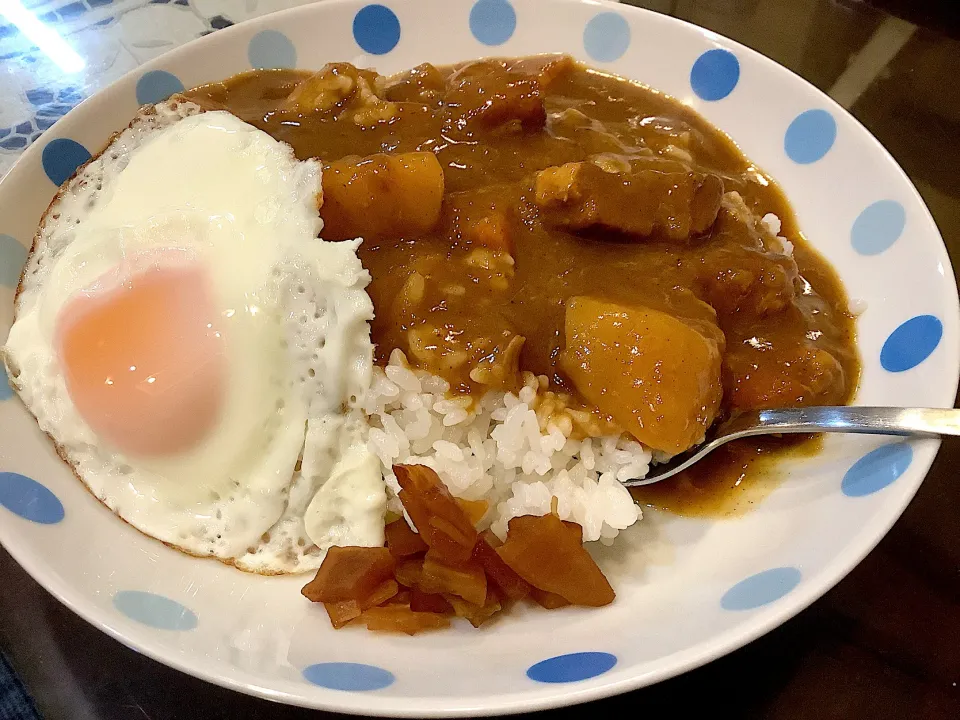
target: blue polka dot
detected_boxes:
[690,48,740,101]
[851,200,906,256]
[880,315,943,372]
[0,234,27,288]
[113,591,198,631]
[721,567,801,611]
[42,138,91,186]
[302,663,395,691]
[353,5,401,55]
[135,70,184,106]
[248,30,297,69]
[784,109,836,164]
[0,472,65,524]
[842,442,912,497]
[526,652,617,684]
[469,0,516,46]
[0,365,13,401]
[583,12,630,63]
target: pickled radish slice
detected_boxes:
[496,514,615,607]
[301,546,395,603]
[394,464,478,564]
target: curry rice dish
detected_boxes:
[6,55,860,634]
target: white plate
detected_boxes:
[1,0,957,715]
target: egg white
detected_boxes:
[4,100,383,573]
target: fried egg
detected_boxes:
[3,99,384,573]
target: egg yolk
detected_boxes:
[55,264,226,457]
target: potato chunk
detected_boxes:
[560,297,723,454]
[321,152,444,241]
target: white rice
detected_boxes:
[761,212,794,256]
[848,297,868,316]
[362,350,645,546]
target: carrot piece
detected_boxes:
[455,497,489,527]
[530,588,571,610]
[324,600,362,629]
[301,546,396,603]
[464,214,511,254]
[496,514,615,607]
[360,579,399,610]
[360,605,451,635]
[472,531,532,601]
[394,464,478,564]
[410,589,454,614]
[418,553,487,606]
[394,557,424,588]
[385,519,428,557]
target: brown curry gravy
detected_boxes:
[185,57,860,518]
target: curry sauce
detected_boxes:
[185,56,860,517]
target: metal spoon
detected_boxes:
[622,406,960,487]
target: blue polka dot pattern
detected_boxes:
[42,138,91,186]
[690,48,740,101]
[135,70,185,106]
[302,662,395,691]
[721,567,801,611]
[248,30,297,69]
[784,109,836,164]
[583,12,630,63]
[526,652,617,683]
[0,472,65,524]
[851,200,906,256]
[842,442,912,497]
[353,5,401,55]
[0,233,27,288]
[113,590,198,631]
[880,315,943,372]
[470,0,516,46]
[0,365,13,401]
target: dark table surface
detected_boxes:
[1,1,959,718]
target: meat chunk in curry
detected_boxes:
[186,55,859,462]
[534,160,724,241]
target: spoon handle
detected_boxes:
[748,406,960,438]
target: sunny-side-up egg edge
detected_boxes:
[2,97,388,575]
